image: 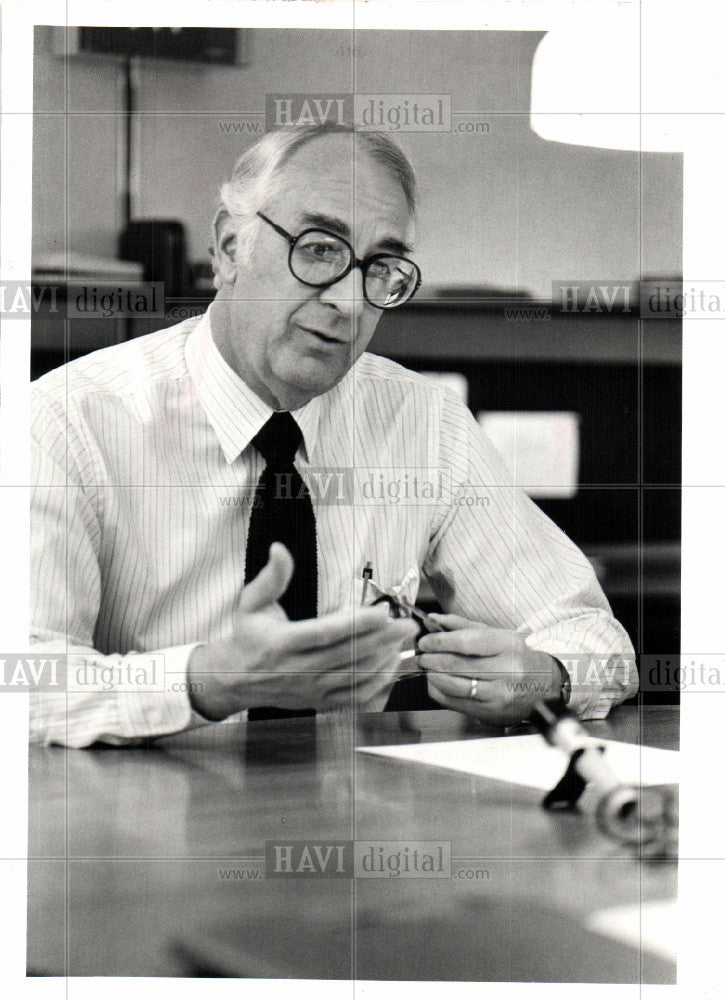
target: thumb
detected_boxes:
[239,542,294,614]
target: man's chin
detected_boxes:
[276,356,350,403]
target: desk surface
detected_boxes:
[27,706,677,983]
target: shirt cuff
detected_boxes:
[524,640,638,720]
[116,642,212,737]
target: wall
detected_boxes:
[33,27,682,297]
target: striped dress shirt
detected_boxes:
[30,310,637,746]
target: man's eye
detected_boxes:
[367,260,392,278]
[301,242,343,261]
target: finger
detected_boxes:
[420,653,526,688]
[433,690,495,718]
[321,656,401,705]
[426,671,494,701]
[287,620,416,674]
[283,606,415,653]
[426,613,478,630]
[426,675,497,713]
[305,619,416,672]
[322,663,399,698]
[239,542,294,614]
[246,643,401,706]
[349,620,417,663]
[425,680,463,711]
[417,652,494,678]
[418,625,514,656]
[353,671,399,707]
[294,618,415,669]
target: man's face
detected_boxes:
[219,134,414,410]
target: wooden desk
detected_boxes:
[27,706,677,982]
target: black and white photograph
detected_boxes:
[1,1,722,996]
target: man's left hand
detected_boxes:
[417,614,561,724]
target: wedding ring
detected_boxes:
[469,678,479,699]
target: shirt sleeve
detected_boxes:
[423,392,638,720]
[30,388,211,747]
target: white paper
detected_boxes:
[356,734,679,790]
[587,900,678,962]
[477,410,580,499]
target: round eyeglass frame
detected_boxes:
[257,211,422,309]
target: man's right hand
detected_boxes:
[187,543,416,720]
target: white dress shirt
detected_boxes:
[30,309,637,746]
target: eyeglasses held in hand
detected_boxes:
[360,574,445,639]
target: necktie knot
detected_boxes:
[252,411,302,467]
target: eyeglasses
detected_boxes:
[257,212,422,309]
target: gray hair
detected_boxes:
[213,123,417,274]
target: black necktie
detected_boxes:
[245,411,317,719]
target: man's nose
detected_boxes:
[317,266,366,319]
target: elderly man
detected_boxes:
[30,123,637,746]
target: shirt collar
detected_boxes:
[185,310,322,464]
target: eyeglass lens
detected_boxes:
[291,230,418,307]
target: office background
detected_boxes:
[31,26,682,693]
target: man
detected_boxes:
[30,123,637,747]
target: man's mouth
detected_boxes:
[296,324,347,346]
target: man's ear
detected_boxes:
[212,208,240,286]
